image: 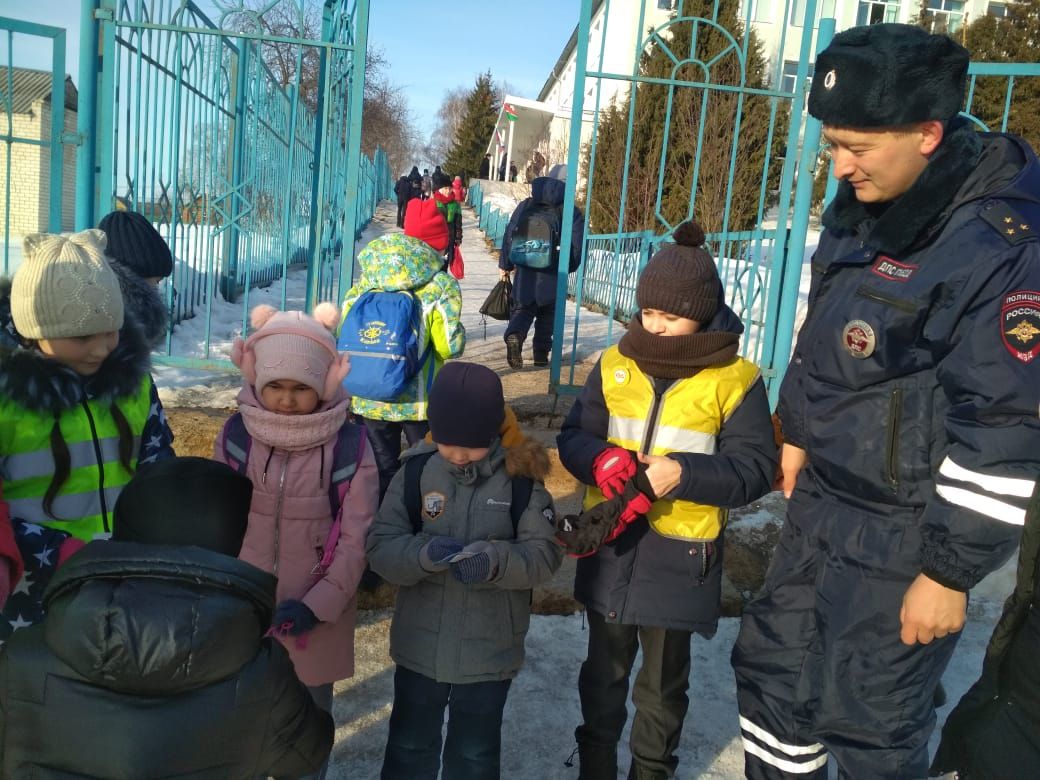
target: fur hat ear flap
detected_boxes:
[322,353,350,400]
[230,336,257,384]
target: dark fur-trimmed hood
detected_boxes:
[0,278,152,413]
[109,259,170,349]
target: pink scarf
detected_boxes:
[236,384,349,452]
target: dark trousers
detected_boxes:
[576,609,692,778]
[381,664,513,780]
[396,199,408,228]
[358,416,429,502]
[731,479,958,780]
[504,299,555,356]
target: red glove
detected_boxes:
[592,447,636,499]
[603,464,657,544]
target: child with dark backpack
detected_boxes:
[339,203,465,504]
[366,362,563,780]
[499,166,585,369]
[215,303,379,780]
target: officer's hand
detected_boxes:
[779,444,807,498]
[898,573,967,646]
[636,453,682,498]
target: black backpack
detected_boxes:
[403,450,533,536]
[508,204,561,270]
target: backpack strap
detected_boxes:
[220,414,252,475]
[403,448,535,538]
[314,423,368,577]
[509,476,534,536]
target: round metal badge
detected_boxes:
[842,319,876,359]
[824,69,837,89]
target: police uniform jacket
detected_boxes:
[558,303,776,633]
[777,122,1040,591]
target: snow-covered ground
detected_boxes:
[5,201,1007,778]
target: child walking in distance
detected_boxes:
[556,221,776,779]
[216,303,379,780]
[366,361,563,780]
[0,230,174,642]
[0,457,334,778]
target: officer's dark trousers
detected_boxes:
[504,299,555,358]
[731,475,960,780]
[575,609,692,779]
[381,665,512,780]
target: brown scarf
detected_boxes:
[618,315,740,379]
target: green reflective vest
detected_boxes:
[0,376,152,540]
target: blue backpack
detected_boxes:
[338,290,431,401]
[508,204,561,270]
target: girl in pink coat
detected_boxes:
[215,303,379,780]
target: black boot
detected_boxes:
[533,350,549,367]
[506,334,524,369]
[577,742,617,780]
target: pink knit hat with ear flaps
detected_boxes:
[230,303,349,401]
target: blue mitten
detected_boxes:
[451,541,500,584]
[271,600,319,637]
[420,536,465,572]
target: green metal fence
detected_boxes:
[73,0,384,368]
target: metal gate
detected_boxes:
[551,0,829,400]
[0,18,74,272]
[80,0,375,368]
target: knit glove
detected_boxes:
[271,600,319,637]
[592,447,637,499]
[420,536,465,572]
[450,541,500,584]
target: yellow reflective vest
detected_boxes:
[0,376,152,540]
[583,346,762,541]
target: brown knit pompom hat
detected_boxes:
[636,221,720,322]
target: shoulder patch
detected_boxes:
[980,202,1036,245]
[1001,290,1040,364]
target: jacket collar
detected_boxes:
[822,117,983,256]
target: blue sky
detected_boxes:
[3,0,579,139]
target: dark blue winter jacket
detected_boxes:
[778,124,1040,592]
[557,302,776,632]
[499,177,585,306]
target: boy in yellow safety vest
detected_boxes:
[556,220,777,780]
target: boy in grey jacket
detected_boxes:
[366,362,563,779]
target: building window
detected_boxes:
[791,0,808,26]
[923,0,965,34]
[748,0,772,22]
[988,1,1008,16]
[657,0,674,9]
[856,0,898,25]
[780,60,814,94]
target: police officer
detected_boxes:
[731,23,1040,779]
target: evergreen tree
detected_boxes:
[961,1,1040,151]
[444,72,499,180]
[584,0,786,234]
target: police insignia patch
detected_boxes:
[842,319,876,359]
[1001,290,1040,364]
[422,491,446,520]
[871,255,917,282]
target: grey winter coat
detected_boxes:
[366,438,562,684]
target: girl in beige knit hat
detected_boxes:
[0,229,175,644]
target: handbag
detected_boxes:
[478,277,513,339]
[449,246,465,280]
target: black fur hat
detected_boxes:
[808,23,968,127]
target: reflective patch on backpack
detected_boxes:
[509,207,560,270]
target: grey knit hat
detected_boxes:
[637,221,720,322]
[12,229,125,339]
